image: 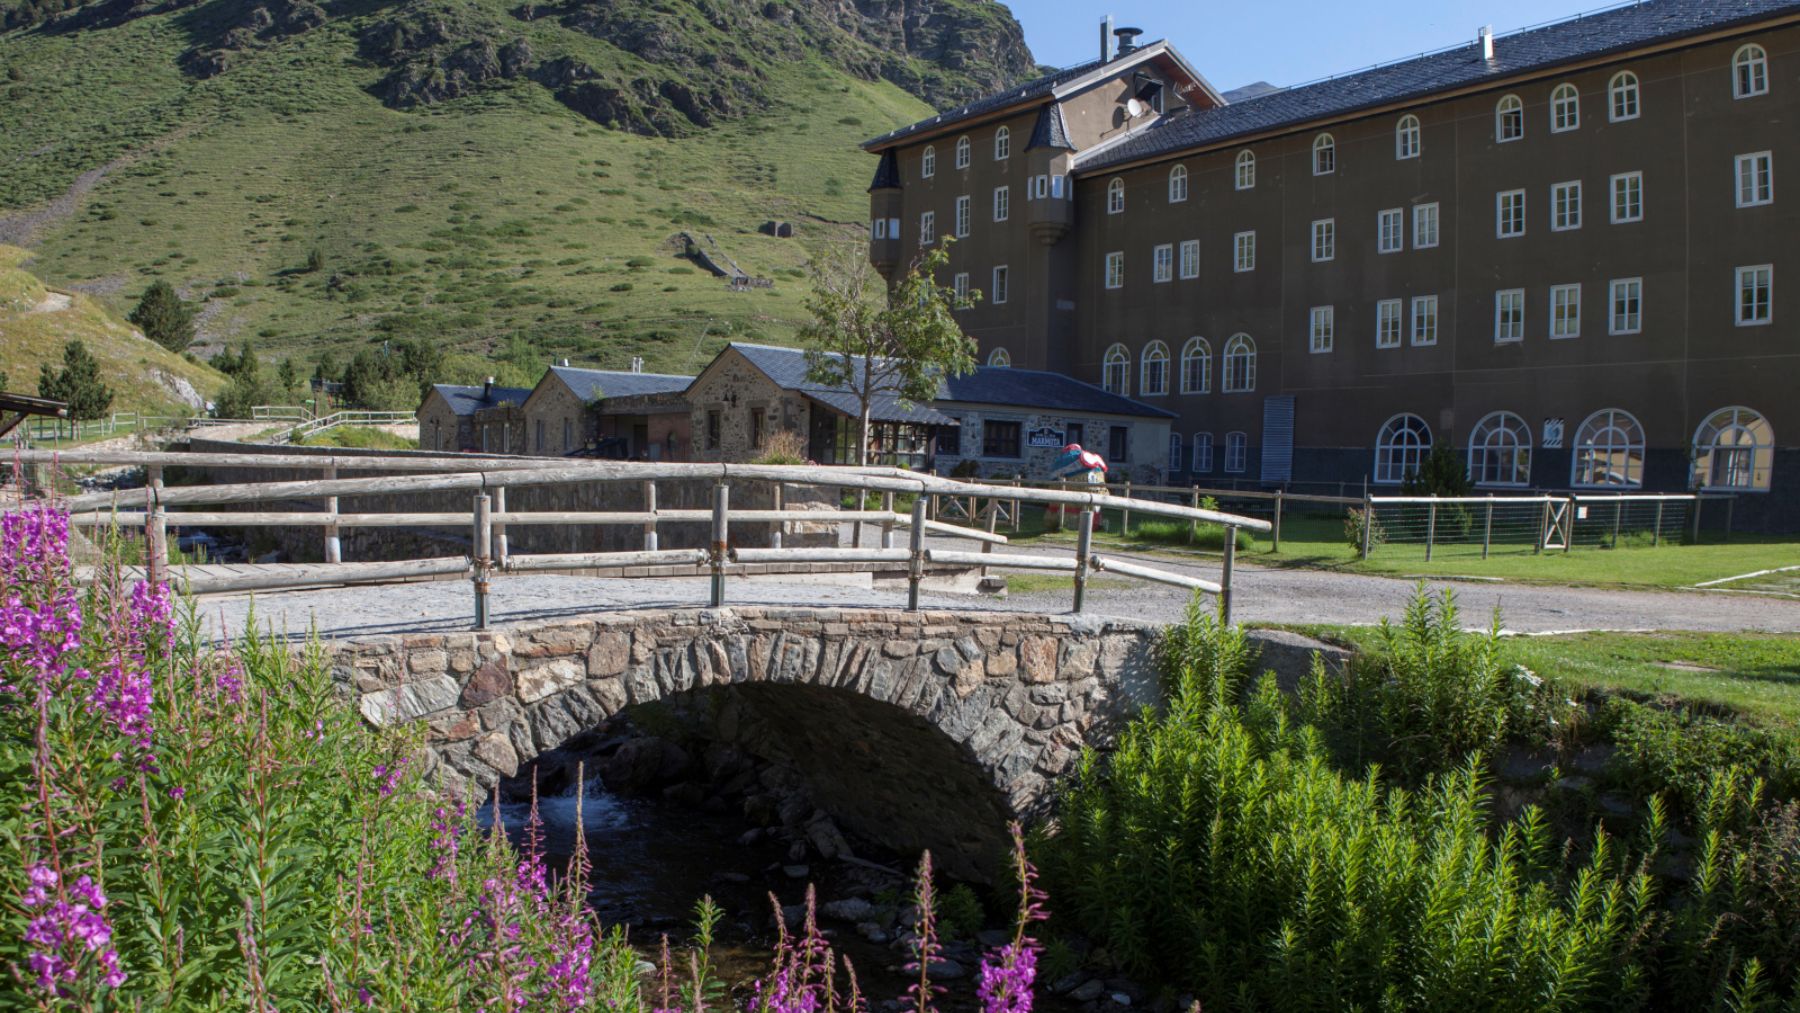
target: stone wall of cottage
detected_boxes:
[685,354,813,463]
[933,407,1172,484]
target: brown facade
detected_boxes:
[869,16,1800,525]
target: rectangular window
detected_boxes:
[1551,180,1582,231]
[1309,305,1334,353]
[982,419,1022,458]
[954,195,970,238]
[953,272,969,305]
[1167,433,1183,472]
[991,265,1009,305]
[1376,298,1403,348]
[1192,433,1213,472]
[919,211,935,246]
[1495,288,1525,343]
[1413,202,1440,248]
[1225,432,1248,473]
[1065,422,1084,449]
[993,185,1010,221]
[1104,252,1124,290]
[1108,426,1129,463]
[1378,208,1404,253]
[1234,231,1256,272]
[1497,189,1526,238]
[1737,264,1773,326]
[750,407,767,450]
[1609,278,1642,334]
[1153,243,1174,283]
[1179,239,1199,279]
[563,418,572,452]
[535,419,544,453]
[1611,171,1643,223]
[935,423,961,457]
[1411,295,1439,346]
[706,410,721,450]
[872,218,887,240]
[1051,175,1066,199]
[1311,218,1335,262]
[1736,151,1774,207]
[1550,283,1582,338]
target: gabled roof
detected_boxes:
[1026,103,1075,152]
[1082,0,1800,172]
[716,343,1172,420]
[429,383,533,417]
[868,150,902,191]
[546,365,693,402]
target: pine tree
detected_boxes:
[128,281,196,353]
[37,341,114,421]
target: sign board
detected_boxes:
[1026,426,1065,449]
[1542,417,1565,449]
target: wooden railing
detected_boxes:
[25,451,1271,626]
[268,410,416,444]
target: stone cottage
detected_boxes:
[519,365,693,459]
[416,380,533,453]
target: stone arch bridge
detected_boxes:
[328,606,1164,873]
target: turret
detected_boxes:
[1025,104,1075,246]
[867,150,902,277]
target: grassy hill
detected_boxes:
[0,0,1032,377]
[0,245,228,414]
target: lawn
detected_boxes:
[298,426,418,450]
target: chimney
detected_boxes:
[1114,27,1143,57]
[1100,15,1113,62]
[560,357,570,367]
[1478,25,1494,60]
[484,376,495,397]
[630,356,644,374]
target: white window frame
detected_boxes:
[1376,299,1403,349]
[1551,180,1582,232]
[1222,334,1256,393]
[1413,202,1440,248]
[1373,413,1432,485]
[1550,83,1580,132]
[872,218,888,240]
[1309,305,1335,353]
[921,146,936,178]
[1107,178,1125,215]
[1152,243,1174,284]
[1550,283,1582,339]
[1102,344,1129,393]
[1378,208,1404,254]
[954,136,971,169]
[992,265,1009,305]
[919,210,935,246]
[1609,277,1642,335]
[1734,44,1769,99]
[1611,171,1643,223]
[993,185,1011,222]
[1609,71,1640,122]
[1395,114,1421,160]
[1495,288,1525,343]
[1140,341,1170,397]
[1312,133,1336,175]
[1168,164,1189,203]
[1735,151,1774,208]
[1104,251,1124,290]
[987,347,1011,367]
[1737,264,1773,326]
[1192,432,1214,472]
[952,272,970,305]
[1468,411,1534,487]
[1224,431,1248,473]
[1496,94,1524,142]
[954,195,970,238]
[1234,150,1256,190]
[1311,218,1336,262]
[1497,189,1526,238]
[1233,231,1256,272]
[1178,239,1200,280]
[1571,408,1645,488]
[993,126,1010,161]
[1693,406,1775,492]
[1168,433,1184,473]
[1411,295,1438,347]
[1180,336,1210,394]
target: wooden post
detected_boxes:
[323,465,342,564]
[1612,498,1623,549]
[1482,496,1494,560]
[1189,485,1200,542]
[472,492,492,630]
[906,496,926,612]
[1536,500,1550,555]
[771,482,784,550]
[1121,480,1132,535]
[493,485,509,569]
[1073,507,1094,613]
[929,493,939,522]
[1564,498,1575,554]
[710,483,729,607]
[881,490,896,549]
[642,480,658,551]
[1360,492,1374,560]
[1425,498,1437,562]
[147,465,167,582]
[1220,524,1237,626]
[981,501,999,577]
[1652,500,1664,547]
[1691,495,1704,544]
[1725,496,1734,542]
[1012,475,1022,533]
[1272,490,1284,554]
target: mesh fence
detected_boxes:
[1364,495,1713,559]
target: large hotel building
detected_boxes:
[862,0,1799,529]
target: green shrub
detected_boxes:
[1343,506,1385,553]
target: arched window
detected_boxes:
[1496,94,1524,142]
[1571,408,1645,488]
[994,126,1011,161]
[1735,44,1769,99]
[1222,334,1256,393]
[987,347,1011,368]
[1608,71,1640,122]
[1168,164,1189,203]
[1693,406,1774,491]
[1179,336,1210,394]
[1373,414,1432,485]
[1312,133,1336,175]
[1395,114,1421,159]
[1235,150,1256,190]
[1191,432,1214,472]
[954,136,971,169]
[1168,433,1184,473]
[921,145,936,178]
[1467,411,1533,486]
[1107,178,1125,214]
[1550,83,1580,132]
[1140,341,1169,396]
[1102,344,1129,394]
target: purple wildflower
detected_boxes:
[19,863,126,994]
[974,824,1048,1013]
[373,757,408,798]
[430,801,465,884]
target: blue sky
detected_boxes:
[1012,0,1613,91]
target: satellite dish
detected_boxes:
[1126,97,1145,118]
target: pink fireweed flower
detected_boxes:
[430,801,465,884]
[373,757,409,798]
[19,864,126,994]
[0,505,72,588]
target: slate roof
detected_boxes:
[1082,0,1800,171]
[868,150,901,191]
[1026,104,1075,152]
[548,366,693,403]
[862,57,1109,149]
[430,383,533,416]
[724,343,1172,421]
